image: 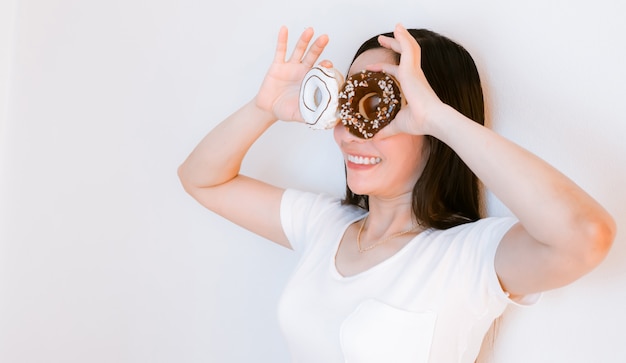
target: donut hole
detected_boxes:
[358,92,381,120]
[314,88,323,106]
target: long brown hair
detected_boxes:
[343,29,485,230]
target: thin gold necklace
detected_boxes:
[356,215,420,253]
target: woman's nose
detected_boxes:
[333,122,365,144]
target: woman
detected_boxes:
[178,24,615,362]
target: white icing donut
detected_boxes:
[299,66,344,130]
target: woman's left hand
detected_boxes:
[369,24,449,138]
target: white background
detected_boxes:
[1,0,625,362]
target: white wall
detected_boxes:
[1,0,624,362]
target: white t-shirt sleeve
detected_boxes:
[280,188,344,254]
[476,217,542,306]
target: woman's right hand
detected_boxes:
[255,26,330,122]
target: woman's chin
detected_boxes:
[346,181,372,196]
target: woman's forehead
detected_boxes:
[348,48,397,76]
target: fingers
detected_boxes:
[377,34,401,54]
[318,59,334,68]
[301,34,329,67]
[275,26,329,67]
[273,26,289,63]
[287,27,314,63]
[393,23,421,69]
[377,24,422,71]
[393,24,420,65]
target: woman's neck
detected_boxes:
[365,192,416,236]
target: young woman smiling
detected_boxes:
[178,24,615,362]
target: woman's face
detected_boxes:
[333,48,429,199]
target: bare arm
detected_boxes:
[430,106,615,296]
[178,100,289,246]
[376,24,616,296]
[178,27,330,248]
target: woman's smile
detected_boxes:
[346,154,382,166]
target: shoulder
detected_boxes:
[433,217,542,304]
[420,217,534,305]
[429,217,518,245]
[281,189,363,219]
[280,189,366,251]
[421,217,518,278]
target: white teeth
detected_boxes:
[347,154,381,165]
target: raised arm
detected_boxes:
[376,24,616,297]
[177,27,329,248]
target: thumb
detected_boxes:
[373,117,403,139]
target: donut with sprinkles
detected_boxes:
[338,70,402,139]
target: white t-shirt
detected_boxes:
[278,189,536,363]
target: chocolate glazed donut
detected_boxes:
[338,71,403,139]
